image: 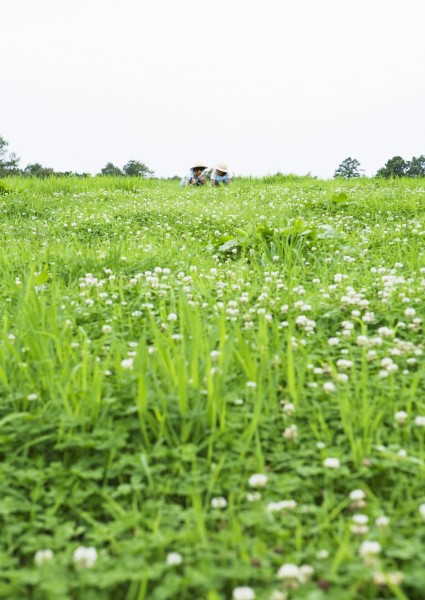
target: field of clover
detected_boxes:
[0,174,425,599]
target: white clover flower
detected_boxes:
[246,492,262,502]
[248,473,268,488]
[404,308,416,318]
[394,411,408,425]
[232,586,256,600]
[27,393,38,401]
[72,546,98,568]
[349,489,366,501]
[246,381,257,388]
[102,325,112,334]
[277,563,302,581]
[373,571,404,586]
[166,552,183,566]
[299,564,314,582]
[415,416,425,427]
[419,503,425,519]
[351,523,369,535]
[375,515,390,527]
[121,358,134,370]
[352,514,368,525]
[323,457,340,469]
[337,373,349,383]
[211,496,227,509]
[323,382,336,394]
[336,359,353,370]
[210,350,221,362]
[34,548,54,566]
[266,499,297,513]
[359,540,381,558]
[283,424,298,440]
[328,337,339,346]
[167,312,178,321]
[282,402,295,415]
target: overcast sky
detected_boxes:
[2,0,425,178]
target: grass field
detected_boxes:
[1,175,425,599]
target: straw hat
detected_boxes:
[215,162,228,173]
[192,161,207,170]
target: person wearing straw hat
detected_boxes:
[180,162,208,187]
[211,162,232,187]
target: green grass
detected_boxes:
[1,175,425,599]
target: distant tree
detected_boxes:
[334,157,363,179]
[24,163,55,178]
[122,160,153,178]
[100,162,123,176]
[0,136,20,177]
[406,155,425,178]
[376,156,408,178]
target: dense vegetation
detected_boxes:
[1,176,425,599]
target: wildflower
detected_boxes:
[336,358,353,370]
[34,548,54,566]
[166,552,183,566]
[167,313,178,321]
[394,410,408,425]
[232,587,256,600]
[323,457,340,469]
[352,514,368,525]
[246,381,257,388]
[359,540,381,558]
[277,563,303,588]
[102,325,112,334]
[337,373,348,383]
[299,564,314,582]
[210,350,221,362]
[283,424,298,440]
[121,358,134,370]
[415,416,425,426]
[373,571,404,586]
[375,515,390,527]
[211,496,227,509]
[27,393,38,401]
[351,514,369,534]
[419,503,425,519]
[328,337,339,346]
[281,402,295,415]
[266,500,297,513]
[404,307,416,318]
[248,473,267,488]
[323,382,336,394]
[246,492,262,502]
[72,546,98,568]
[349,489,366,504]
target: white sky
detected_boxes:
[2,0,425,178]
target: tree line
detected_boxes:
[0,136,154,179]
[1,135,424,180]
[335,156,425,179]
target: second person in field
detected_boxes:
[211,163,232,187]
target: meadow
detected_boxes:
[0,175,425,600]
